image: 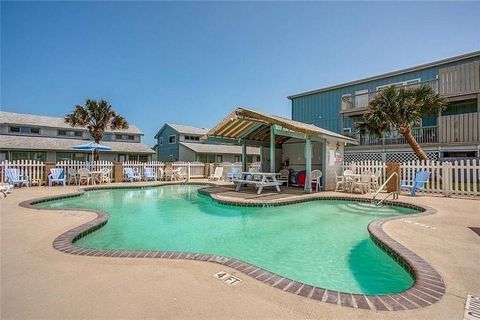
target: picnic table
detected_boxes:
[233,172,281,195]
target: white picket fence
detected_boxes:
[0,160,45,184]
[122,161,166,180]
[172,161,205,179]
[56,160,114,181]
[344,160,480,197]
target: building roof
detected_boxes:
[180,142,260,155]
[0,111,144,135]
[206,107,357,144]
[0,135,155,154]
[154,123,209,139]
[287,50,480,99]
[168,123,209,135]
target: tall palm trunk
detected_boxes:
[94,139,100,161]
[399,125,428,161]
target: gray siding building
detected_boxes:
[0,111,155,162]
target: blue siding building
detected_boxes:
[154,123,260,163]
[288,51,480,162]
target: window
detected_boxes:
[185,135,200,141]
[198,154,215,163]
[58,129,83,137]
[115,134,135,141]
[215,155,223,163]
[11,151,46,162]
[10,126,40,134]
[343,128,352,133]
[168,135,176,144]
[159,137,163,145]
[56,152,86,162]
[103,133,112,141]
[234,155,241,162]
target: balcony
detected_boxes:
[341,79,438,114]
[341,60,480,114]
[349,112,479,147]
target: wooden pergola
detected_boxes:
[205,107,357,192]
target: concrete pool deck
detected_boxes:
[1,181,479,319]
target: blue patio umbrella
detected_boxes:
[73,142,111,160]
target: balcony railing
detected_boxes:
[354,126,439,146]
[341,79,439,112]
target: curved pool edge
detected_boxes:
[19,183,445,311]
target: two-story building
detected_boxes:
[154,123,260,163]
[0,111,155,162]
[288,51,480,162]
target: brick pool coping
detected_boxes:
[19,182,445,311]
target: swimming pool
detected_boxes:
[36,184,419,295]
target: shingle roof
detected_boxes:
[180,142,260,155]
[0,111,144,135]
[0,135,155,154]
[167,124,209,135]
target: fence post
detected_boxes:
[386,162,401,193]
[114,162,123,183]
[442,162,452,197]
[187,162,191,181]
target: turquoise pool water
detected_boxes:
[37,184,417,294]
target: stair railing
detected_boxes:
[372,172,399,206]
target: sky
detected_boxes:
[1,1,479,146]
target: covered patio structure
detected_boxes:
[205,107,357,192]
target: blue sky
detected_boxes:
[2,1,479,146]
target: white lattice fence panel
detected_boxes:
[344,153,382,163]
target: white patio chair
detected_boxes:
[157,167,164,181]
[5,168,29,188]
[0,183,12,197]
[278,169,290,187]
[67,168,78,185]
[164,167,174,181]
[48,168,66,187]
[175,167,187,181]
[352,171,372,194]
[77,168,91,185]
[334,170,345,191]
[311,169,323,192]
[371,170,382,191]
[143,167,157,181]
[99,168,112,184]
[209,167,224,181]
[343,169,354,192]
[123,167,141,182]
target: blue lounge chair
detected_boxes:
[400,171,430,196]
[5,168,29,187]
[48,168,66,187]
[123,168,141,182]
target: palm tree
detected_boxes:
[356,85,446,161]
[65,99,129,160]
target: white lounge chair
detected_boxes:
[48,168,66,187]
[124,168,141,182]
[5,168,29,187]
[334,170,345,191]
[278,169,290,186]
[311,169,323,192]
[144,167,157,181]
[209,167,223,181]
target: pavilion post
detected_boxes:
[270,126,275,173]
[242,140,247,172]
[304,136,312,193]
